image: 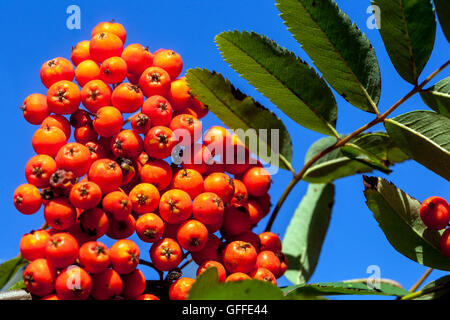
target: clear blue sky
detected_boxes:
[0,0,449,300]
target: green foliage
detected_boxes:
[215,31,338,136]
[284,280,410,297]
[384,110,450,180]
[276,0,381,113]
[433,0,450,42]
[303,133,409,183]
[363,176,450,270]
[341,143,391,174]
[188,268,284,300]
[186,68,293,170]
[0,256,27,292]
[420,77,450,117]
[283,183,334,285]
[411,275,450,300]
[372,0,436,84]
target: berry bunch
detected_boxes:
[419,196,450,258]
[13,21,287,300]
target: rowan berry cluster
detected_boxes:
[419,196,450,258]
[13,21,287,300]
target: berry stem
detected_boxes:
[409,267,433,293]
[179,258,193,270]
[265,59,450,232]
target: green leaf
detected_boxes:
[188,268,284,300]
[341,143,391,174]
[0,256,28,291]
[303,132,409,183]
[433,0,450,42]
[7,280,25,292]
[276,0,381,113]
[1,265,26,292]
[372,0,436,84]
[284,280,410,297]
[411,275,450,300]
[420,77,450,117]
[384,110,450,180]
[215,31,338,136]
[283,183,335,285]
[363,176,450,270]
[186,68,293,171]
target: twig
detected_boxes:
[409,268,433,293]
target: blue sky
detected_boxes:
[0,0,449,299]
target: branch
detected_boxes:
[265,60,450,232]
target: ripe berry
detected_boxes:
[192,192,224,225]
[129,183,160,214]
[79,208,110,240]
[100,56,128,84]
[251,267,277,286]
[256,250,281,278]
[122,269,146,299]
[242,167,271,197]
[204,172,235,204]
[440,228,450,258]
[88,159,123,194]
[55,266,92,300]
[40,57,75,89]
[90,32,124,63]
[91,21,127,44]
[144,126,177,159]
[139,66,171,98]
[159,189,193,224]
[191,234,223,265]
[79,241,110,274]
[150,238,183,271]
[13,184,42,215]
[56,142,92,177]
[91,268,123,300]
[45,232,79,268]
[169,277,195,300]
[93,106,123,137]
[171,168,204,199]
[20,230,51,261]
[112,83,144,114]
[121,43,153,75]
[69,181,102,209]
[71,40,91,66]
[80,79,112,113]
[41,114,72,139]
[21,93,50,125]
[106,214,136,240]
[420,196,450,230]
[75,59,101,87]
[152,49,183,80]
[141,95,173,126]
[23,258,56,296]
[225,272,251,282]
[222,241,257,274]
[197,260,227,282]
[44,197,77,230]
[32,126,67,158]
[176,219,209,252]
[140,159,173,191]
[259,232,282,253]
[136,213,165,243]
[110,239,140,274]
[102,191,132,220]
